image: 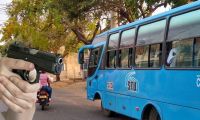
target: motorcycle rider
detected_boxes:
[38,71,53,101]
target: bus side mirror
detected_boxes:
[79,52,84,64]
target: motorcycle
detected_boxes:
[37,88,50,110]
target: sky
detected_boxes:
[0,0,12,39]
[0,0,171,40]
[152,5,171,15]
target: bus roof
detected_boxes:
[95,1,200,38]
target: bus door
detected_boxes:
[78,45,104,100]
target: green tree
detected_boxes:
[1,0,196,81]
[57,0,197,44]
[1,0,83,53]
[1,0,197,48]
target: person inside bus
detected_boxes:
[39,71,53,101]
[167,47,177,67]
[0,57,40,120]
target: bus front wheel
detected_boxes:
[101,102,114,117]
[148,108,161,120]
[143,107,161,120]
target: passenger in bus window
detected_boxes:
[167,47,177,67]
[194,38,200,67]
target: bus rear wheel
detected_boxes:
[101,102,114,117]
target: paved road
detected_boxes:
[33,82,133,120]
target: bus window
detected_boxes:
[106,33,119,68]
[166,9,200,68]
[150,44,162,68]
[119,28,135,68]
[106,50,116,68]
[135,43,161,68]
[119,49,132,68]
[92,35,107,45]
[108,33,119,50]
[89,49,99,67]
[194,38,200,67]
[120,28,135,48]
[166,39,193,68]
[88,47,102,77]
[135,45,149,68]
[135,20,165,68]
[137,20,166,46]
[168,9,200,42]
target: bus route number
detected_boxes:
[127,80,136,91]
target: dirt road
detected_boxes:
[33,82,132,120]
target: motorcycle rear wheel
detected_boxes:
[41,105,45,110]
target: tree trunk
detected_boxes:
[110,11,118,28]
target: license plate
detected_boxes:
[39,96,47,99]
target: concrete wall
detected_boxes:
[61,53,83,81]
[49,53,83,82]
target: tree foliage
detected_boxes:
[1,0,197,54]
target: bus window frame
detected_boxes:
[165,37,200,70]
[133,18,167,70]
[134,43,163,69]
[118,47,133,70]
[87,46,103,77]
[118,27,136,70]
[165,8,200,70]
[98,34,108,70]
[88,47,100,68]
[105,31,120,70]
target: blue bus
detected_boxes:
[78,1,200,120]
